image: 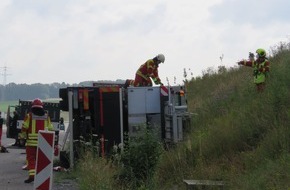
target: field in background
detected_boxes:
[0,99,68,122]
[0,101,18,113]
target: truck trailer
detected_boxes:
[59,83,191,167]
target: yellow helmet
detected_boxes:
[256,48,266,58]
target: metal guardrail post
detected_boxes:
[68,90,74,168]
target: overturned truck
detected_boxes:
[59,83,191,167]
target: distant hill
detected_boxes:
[0,80,126,101]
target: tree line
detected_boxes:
[0,81,96,101]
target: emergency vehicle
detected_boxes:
[59,82,191,167]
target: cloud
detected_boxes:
[209,0,290,25]
[0,0,289,85]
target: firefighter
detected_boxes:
[12,111,20,146]
[133,54,165,87]
[20,98,53,183]
[238,48,270,92]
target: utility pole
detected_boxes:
[0,63,12,101]
[0,64,11,86]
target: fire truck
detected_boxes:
[59,82,191,167]
[6,100,61,147]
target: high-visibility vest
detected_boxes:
[21,113,53,146]
[252,60,270,84]
[242,59,270,84]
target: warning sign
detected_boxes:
[34,130,55,190]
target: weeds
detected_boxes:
[155,43,290,189]
[116,128,163,189]
[68,42,290,190]
[73,127,162,190]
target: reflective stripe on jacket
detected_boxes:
[21,113,53,146]
[242,59,270,84]
[136,59,161,84]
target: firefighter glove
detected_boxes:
[253,69,259,76]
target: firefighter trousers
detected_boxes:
[26,146,37,177]
[133,74,152,87]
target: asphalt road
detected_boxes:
[0,126,34,190]
[0,125,79,190]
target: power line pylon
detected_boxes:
[0,63,11,86]
[0,63,12,101]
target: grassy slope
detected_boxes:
[57,49,290,190]
[156,50,290,189]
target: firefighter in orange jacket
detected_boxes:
[20,98,53,183]
[133,54,165,87]
[238,48,270,92]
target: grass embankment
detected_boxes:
[59,46,290,190]
[156,48,290,189]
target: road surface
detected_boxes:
[0,126,34,190]
[0,125,79,190]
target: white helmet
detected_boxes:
[156,54,165,63]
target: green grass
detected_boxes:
[154,46,290,189]
[0,100,18,113]
[55,43,290,189]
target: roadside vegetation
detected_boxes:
[59,42,290,189]
[155,42,290,189]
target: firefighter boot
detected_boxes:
[24,176,34,183]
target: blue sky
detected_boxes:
[0,0,289,85]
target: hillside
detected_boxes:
[156,46,290,189]
[57,45,290,190]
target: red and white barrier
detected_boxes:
[34,130,55,190]
[160,86,169,96]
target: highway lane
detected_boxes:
[0,125,33,190]
[0,125,77,190]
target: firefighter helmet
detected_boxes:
[31,98,43,109]
[156,54,165,63]
[256,48,266,58]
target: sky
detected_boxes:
[0,0,290,85]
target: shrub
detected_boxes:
[116,128,163,189]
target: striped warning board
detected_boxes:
[34,130,55,190]
[160,86,169,96]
